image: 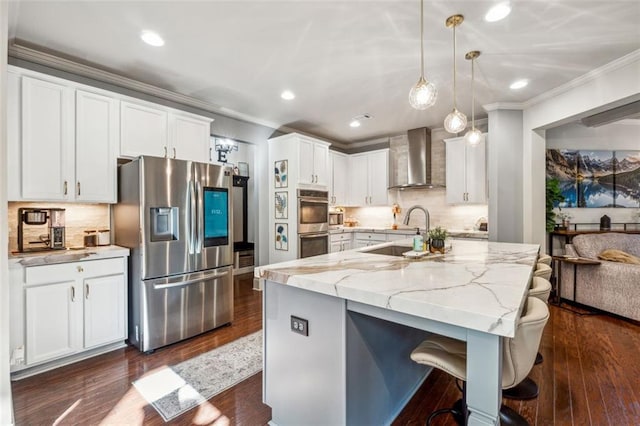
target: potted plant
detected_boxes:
[557,211,572,229]
[428,226,448,254]
[546,178,565,232]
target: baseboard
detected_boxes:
[10,341,127,380]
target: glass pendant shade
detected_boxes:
[444,108,467,133]
[464,128,482,145]
[409,76,437,110]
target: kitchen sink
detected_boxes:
[362,245,413,256]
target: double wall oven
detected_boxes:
[297,189,329,258]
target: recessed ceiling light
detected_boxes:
[485,2,511,22]
[349,119,361,128]
[510,79,529,90]
[281,90,295,100]
[141,30,165,47]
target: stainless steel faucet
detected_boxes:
[402,205,430,233]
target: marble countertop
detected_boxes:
[256,239,539,337]
[9,245,130,267]
[330,226,488,239]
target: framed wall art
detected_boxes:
[275,223,288,251]
[275,191,288,219]
[275,160,288,188]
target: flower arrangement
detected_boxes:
[391,204,402,229]
[557,212,572,221]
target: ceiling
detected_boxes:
[7,1,640,144]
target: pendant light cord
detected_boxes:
[420,0,424,78]
[452,23,457,109]
[471,57,475,128]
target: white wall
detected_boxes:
[0,1,14,423]
[546,121,640,225]
[522,50,640,250]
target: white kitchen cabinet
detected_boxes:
[84,274,126,349]
[348,149,389,206]
[20,75,74,201]
[298,136,330,186]
[169,111,211,162]
[75,90,119,202]
[20,257,127,369]
[25,280,82,365]
[120,100,168,158]
[329,151,348,205]
[329,232,352,253]
[8,69,118,203]
[445,135,487,204]
[353,232,387,248]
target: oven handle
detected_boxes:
[299,232,329,239]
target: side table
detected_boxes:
[551,256,601,305]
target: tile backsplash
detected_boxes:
[8,202,110,253]
[344,188,488,231]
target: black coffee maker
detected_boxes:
[17,208,66,252]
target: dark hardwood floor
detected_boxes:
[12,274,640,425]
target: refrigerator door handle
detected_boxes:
[196,180,204,254]
[188,179,196,255]
[151,270,229,290]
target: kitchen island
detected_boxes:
[256,239,539,426]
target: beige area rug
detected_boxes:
[133,331,262,422]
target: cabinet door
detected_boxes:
[367,150,389,206]
[330,241,342,253]
[445,139,467,204]
[26,281,82,365]
[341,241,352,251]
[313,143,329,186]
[21,76,74,200]
[84,274,126,349]
[331,152,349,205]
[298,138,315,184]
[465,139,487,204]
[169,112,210,162]
[120,100,168,158]
[348,154,368,206]
[75,90,119,202]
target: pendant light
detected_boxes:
[464,50,482,146]
[443,14,467,133]
[409,0,437,109]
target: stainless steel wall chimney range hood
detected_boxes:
[389,127,442,189]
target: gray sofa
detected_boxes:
[562,233,640,321]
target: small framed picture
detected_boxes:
[275,191,288,219]
[275,223,288,251]
[238,161,249,177]
[275,160,288,188]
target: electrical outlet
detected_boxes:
[290,315,309,336]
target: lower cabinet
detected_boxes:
[330,232,353,253]
[353,232,387,248]
[21,257,127,368]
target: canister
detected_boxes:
[84,230,97,247]
[97,229,110,246]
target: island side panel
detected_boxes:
[346,311,432,425]
[466,330,502,426]
[264,280,347,426]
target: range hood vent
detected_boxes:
[388,127,442,189]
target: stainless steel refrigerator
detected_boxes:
[114,156,234,352]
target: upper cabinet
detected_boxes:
[7,65,213,202]
[444,134,487,204]
[329,151,348,206]
[298,136,330,186]
[120,101,211,162]
[348,149,388,206]
[8,71,118,202]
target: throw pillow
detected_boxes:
[598,249,640,265]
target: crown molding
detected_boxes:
[523,49,640,109]
[482,102,525,112]
[8,40,283,132]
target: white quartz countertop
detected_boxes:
[256,239,539,337]
[329,226,488,239]
[9,245,130,267]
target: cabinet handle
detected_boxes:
[164,146,168,158]
[71,286,75,302]
[77,182,81,196]
[209,147,212,162]
[77,265,83,272]
[63,181,68,195]
[86,284,89,299]
[173,147,176,159]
